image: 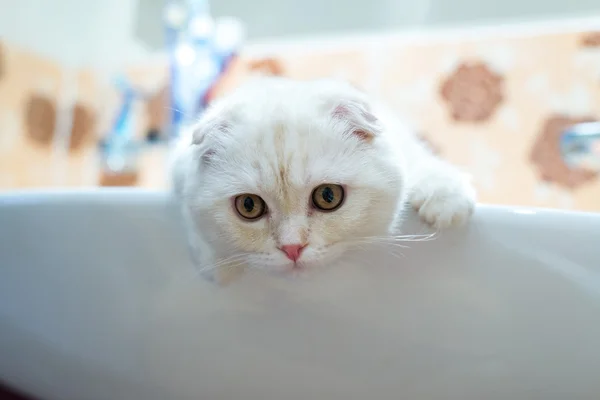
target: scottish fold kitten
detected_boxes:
[171,77,475,282]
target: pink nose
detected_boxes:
[279,244,306,262]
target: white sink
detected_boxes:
[0,190,599,400]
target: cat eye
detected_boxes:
[234,194,267,220]
[311,184,345,212]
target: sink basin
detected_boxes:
[1,189,599,400]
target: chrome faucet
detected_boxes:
[560,121,600,172]
[99,77,145,177]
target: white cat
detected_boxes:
[171,77,475,282]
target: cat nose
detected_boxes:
[279,244,307,262]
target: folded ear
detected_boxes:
[191,104,235,163]
[330,98,382,143]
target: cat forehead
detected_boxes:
[235,120,350,181]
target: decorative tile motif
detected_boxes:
[25,94,56,146]
[580,32,600,47]
[69,104,96,150]
[439,62,504,122]
[24,93,96,150]
[248,58,285,76]
[529,115,598,189]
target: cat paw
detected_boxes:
[409,175,476,230]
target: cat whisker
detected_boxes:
[386,249,406,260]
[349,239,411,250]
[393,232,438,241]
[357,232,437,243]
[164,106,193,119]
[169,252,249,284]
[205,256,248,272]
[346,233,435,246]
[196,252,250,273]
[343,234,433,260]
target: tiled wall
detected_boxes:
[1,25,599,212]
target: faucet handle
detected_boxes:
[560,121,600,172]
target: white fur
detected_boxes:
[171,77,475,282]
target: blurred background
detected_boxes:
[0,0,600,211]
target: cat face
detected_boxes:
[181,78,405,274]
